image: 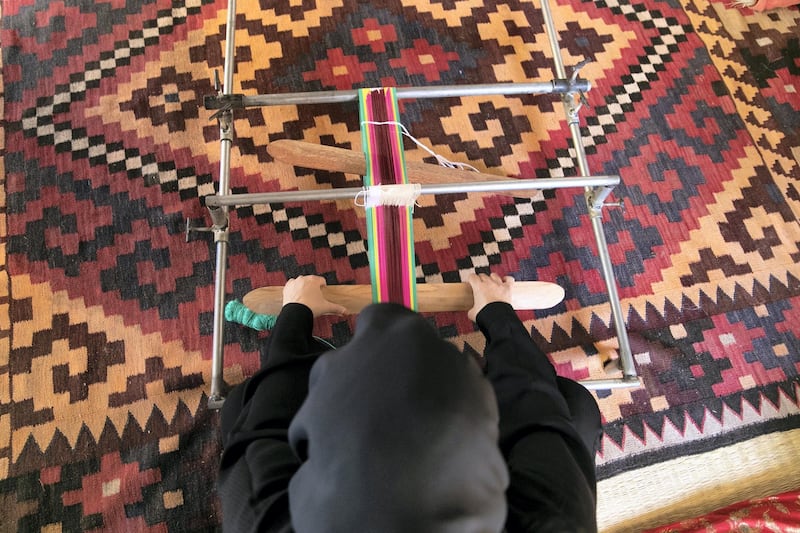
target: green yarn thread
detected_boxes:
[225,300,277,331]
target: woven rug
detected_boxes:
[2,0,799,531]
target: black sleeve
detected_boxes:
[217,303,323,533]
[476,302,598,533]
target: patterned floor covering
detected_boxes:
[2,0,799,531]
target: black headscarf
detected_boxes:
[287,303,509,532]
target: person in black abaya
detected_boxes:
[218,273,602,532]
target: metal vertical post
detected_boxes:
[539,0,637,379]
[207,0,238,409]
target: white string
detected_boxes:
[361,120,481,173]
[354,184,422,209]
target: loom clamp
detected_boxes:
[185,217,214,242]
[206,95,243,121]
[206,71,243,120]
[206,70,243,122]
[604,199,626,212]
[563,58,592,121]
[185,216,229,243]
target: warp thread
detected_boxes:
[225,300,277,331]
[358,88,417,309]
[361,120,480,172]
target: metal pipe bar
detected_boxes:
[541,0,637,381]
[231,80,591,107]
[222,0,236,96]
[209,233,229,409]
[569,123,636,380]
[579,377,642,390]
[208,0,238,409]
[589,214,637,378]
[204,175,621,208]
[541,0,569,79]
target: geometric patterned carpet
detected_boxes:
[2,0,799,531]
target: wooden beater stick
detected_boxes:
[268,139,540,199]
[243,281,565,316]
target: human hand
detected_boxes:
[283,276,347,318]
[467,273,515,322]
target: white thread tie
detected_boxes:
[360,120,480,173]
[354,184,422,209]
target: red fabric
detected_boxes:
[644,490,800,532]
[749,0,800,10]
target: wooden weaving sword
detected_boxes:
[267,139,542,200]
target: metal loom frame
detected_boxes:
[197,0,642,409]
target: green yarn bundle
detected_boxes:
[224,300,278,331]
